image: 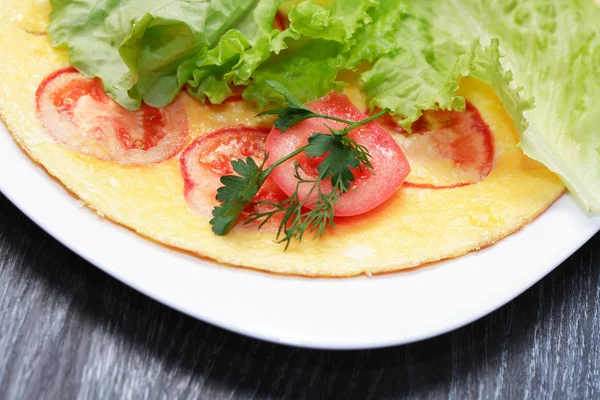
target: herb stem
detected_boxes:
[343,108,390,133]
[263,144,309,176]
[312,108,389,136]
[299,169,328,206]
[314,114,357,125]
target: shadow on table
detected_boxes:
[2,194,598,398]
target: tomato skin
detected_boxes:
[181,126,271,194]
[265,92,410,217]
[273,11,288,31]
[180,126,287,228]
[380,102,494,189]
[36,68,187,165]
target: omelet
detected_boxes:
[0,3,564,276]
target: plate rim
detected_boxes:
[2,122,600,350]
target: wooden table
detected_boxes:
[1,192,599,399]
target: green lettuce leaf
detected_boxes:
[243,39,346,108]
[49,0,154,109]
[184,0,298,105]
[341,0,406,67]
[117,0,225,108]
[49,0,285,109]
[389,0,600,211]
[288,0,376,43]
[505,3,600,212]
[356,0,600,210]
[244,0,380,106]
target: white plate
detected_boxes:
[2,121,600,350]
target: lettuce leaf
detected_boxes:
[243,39,346,107]
[183,0,298,105]
[48,0,383,108]
[488,1,600,212]
[341,1,407,67]
[288,0,376,43]
[356,0,600,210]
[244,0,380,106]
[388,0,600,211]
[49,0,287,109]
[117,0,228,108]
[50,0,150,109]
[357,1,529,132]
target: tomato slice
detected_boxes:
[265,92,410,217]
[36,68,187,165]
[381,102,494,188]
[180,126,287,227]
[273,11,289,31]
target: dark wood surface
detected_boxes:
[1,192,599,400]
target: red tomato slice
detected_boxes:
[273,11,289,31]
[381,102,494,188]
[265,92,410,217]
[36,68,188,165]
[180,126,287,227]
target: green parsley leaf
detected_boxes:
[210,157,266,236]
[257,80,327,132]
[306,133,361,192]
[258,107,315,132]
[264,80,313,111]
[304,132,335,157]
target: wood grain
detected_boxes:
[0,192,599,399]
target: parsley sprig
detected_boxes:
[210,81,389,248]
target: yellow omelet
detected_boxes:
[0,2,564,276]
